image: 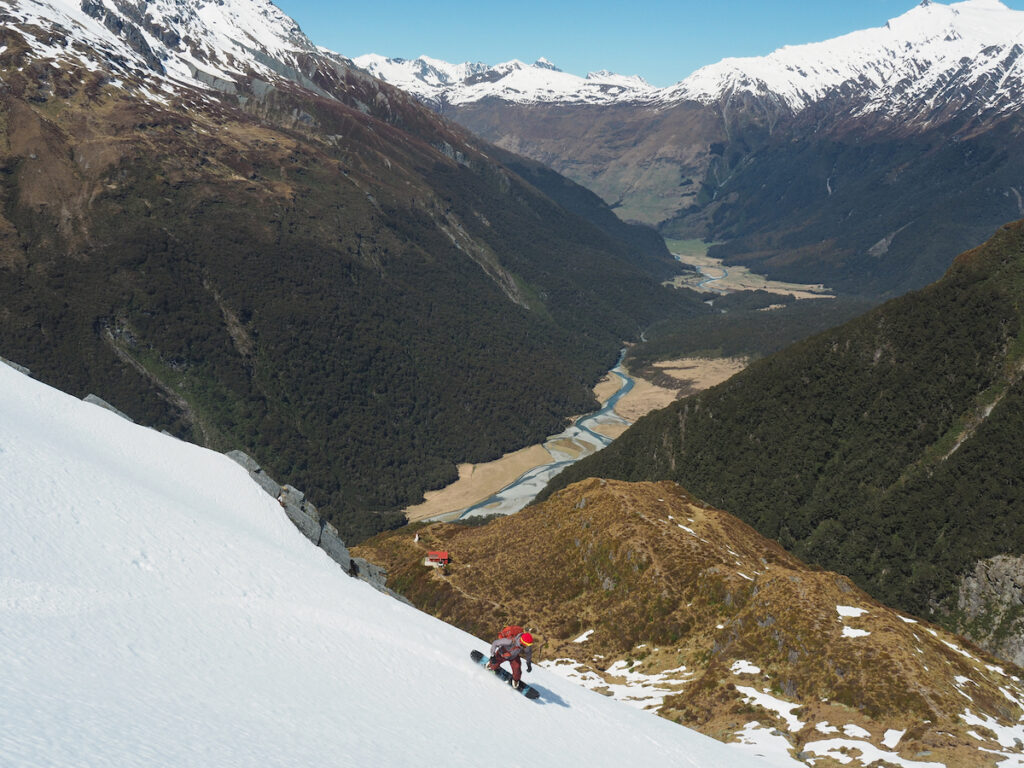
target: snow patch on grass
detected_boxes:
[573,629,594,643]
[842,626,871,638]
[539,658,693,712]
[842,723,871,739]
[962,709,1024,749]
[802,737,945,767]
[942,639,979,661]
[836,605,868,618]
[731,660,761,675]
[734,686,803,732]
[732,722,804,766]
[883,728,906,748]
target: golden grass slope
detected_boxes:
[354,478,1024,766]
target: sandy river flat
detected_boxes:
[404,444,554,523]
[666,249,833,300]
[612,357,747,421]
[402,356,747,522]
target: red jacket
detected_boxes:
[490,633,533,663]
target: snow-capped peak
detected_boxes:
[354,53,657,106]
[1,0,342,102]
[359,1,1024,126]
[663,0,1024,120]
[587,70,651,89]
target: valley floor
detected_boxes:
[664,239,834,299]
[402,356,747,522]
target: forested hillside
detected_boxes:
[0,9,703,542]
[542,221,1024,634]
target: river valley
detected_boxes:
[403,354,748,523]
[663,239,835,299]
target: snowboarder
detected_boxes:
[487,626,534,689]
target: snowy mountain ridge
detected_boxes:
[11,0,1021,125]
[0,0,350,101]
[352,52,656,106]
[667,0,1024,120]
[358,0,1024,123]
[0,360,795,767]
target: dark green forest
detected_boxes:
[627,291,876,368]
[0,68,706,544]
[542,221,1024,626]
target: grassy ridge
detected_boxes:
[541,221,1024,630]
[355,478,1024,764]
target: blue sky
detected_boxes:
[275,0,1024,86]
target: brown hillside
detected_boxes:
[354,478,1024,766]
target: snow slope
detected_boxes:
[1,0,338,98]
[0,361,791,767]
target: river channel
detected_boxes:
[427,353,634,521]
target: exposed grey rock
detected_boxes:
[317,519,351,565]
[222,449,402,601]
[956,554,1024,666]
[0,356,30,375]
[186,64,238,95]
[225,450,281,498]
[278,485,323,544]
[225,449,260,473]
[83,394,134,423]
[250,78,274,98]
[350,557,388,589]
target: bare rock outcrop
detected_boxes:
[956,555,1024,666]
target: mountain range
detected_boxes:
[358,0,1024,118]
[360,0,1024,296]
[0,0,701,542]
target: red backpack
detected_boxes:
[498,625,524,640]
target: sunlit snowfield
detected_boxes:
[0,361,795,768]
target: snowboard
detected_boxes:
[471,650,540,699]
